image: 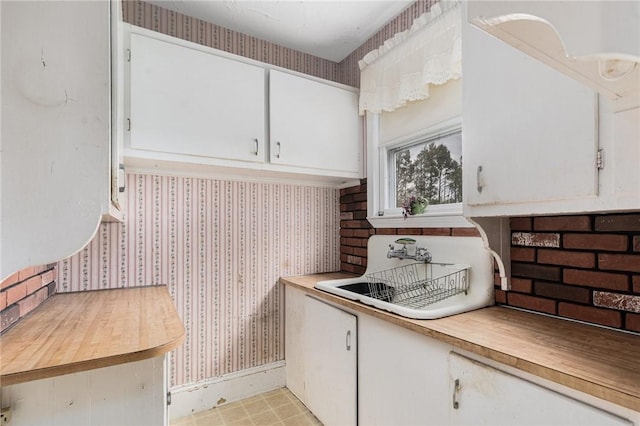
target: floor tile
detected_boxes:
[171,387,322,426]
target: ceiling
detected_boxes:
[145,1,414,62]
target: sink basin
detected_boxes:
[315,235,494,319]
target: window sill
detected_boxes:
[367,212,475,229]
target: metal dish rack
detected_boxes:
[366,263,470,309]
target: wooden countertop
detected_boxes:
[0,286,185,386]
[282,272,640,412]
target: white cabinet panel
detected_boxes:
[270,70,361,174]
[304,296,357,426]
[129,33,265,163]
[449,353,632,426]
[463,15,599,213]
[359,314,451,426]
[1,1,110,279]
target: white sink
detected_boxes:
[315,235,494,319]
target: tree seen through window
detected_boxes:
[393,131,462,208]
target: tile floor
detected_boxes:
[171,388,323,426]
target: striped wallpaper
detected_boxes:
[123,0,437,88]
[58,173,340,387]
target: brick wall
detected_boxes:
[340,179,479,275]
[499,214,640,333]
[340,180,640,333]
[0,265,57,333]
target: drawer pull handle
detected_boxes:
[346,330,351,351]
[253,138,259,155]
[453,378,460,409]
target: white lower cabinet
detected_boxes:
[304,296,357,426]
[1,357,168,426]
[358,314,452,426]
[449,352,633,426]
[284,287,637,426]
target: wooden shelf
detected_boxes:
[0,286,184,386]
[281,272,640,412]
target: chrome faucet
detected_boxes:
[387,238,432,263]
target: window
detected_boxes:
[389,129,462,209]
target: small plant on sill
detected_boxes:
[402,195,428,219]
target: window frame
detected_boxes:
[367,114,473,228]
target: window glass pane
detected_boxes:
[391,130,462,208]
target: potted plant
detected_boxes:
[402,195,428,218]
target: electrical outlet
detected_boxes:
[1,407,11,424]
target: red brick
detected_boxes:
[375,228,398,235]
[353,247,368,258]
[18,290,47,318]
[558,302,622,328]
[342,220,370,229]
[495,289,507,304]
[340,188,347,197]
[598,253,640,273]
[511,247,535,262]
[26,275,43,294]
[510,278,533,293]
[340,212,354,220]
[353,229,370,238]
[451,228,481,237]
[422,228,451,236]
[6,282,27,306]
[403,228,423,235]
[512,263,561,281]
[537,249,595,268]
[1,272,20,290]
[41,269,55,285]
[626,313,640,333]
[340,204,348,212]
[563,234,628,252]
[341,246,355,255]
[17,266,36,281]
[634,275,640,293]
[534,216,591,231]
[0,292,6,310]
[343,185,364,195]
[563,269,629,291]
[341,263,365,275]
[346,201,367,211]
[507,293,556,315]
[510,217,532,231]
[340,228,355,237]
[345,255,363,266]
[512,232,560,248]
[634,236,640,252]
[534,282,590,303]
[593,291,640,313]
[595,214,640,232]
[353,211,368,220]
[344,238,362,247]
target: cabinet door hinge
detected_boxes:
[596,148,604,170]
[166,391,172,406]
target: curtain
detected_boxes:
[359,1,462,115]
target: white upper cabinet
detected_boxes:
[1,1,112,279]
[462,2,640,217]
[124,28,362,183]
[128,32,266,164]
[270,70,361,176]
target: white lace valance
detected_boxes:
[358,1,462,115]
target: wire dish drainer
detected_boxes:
[365,263,470,309]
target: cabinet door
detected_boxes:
[304,296,357,426]
[462,9,599,215]
[1,1,110,279]
[270,70,361,174]
[449,353,632,426]
[359,314,451,426]
[129,33,265,163]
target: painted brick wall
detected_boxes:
[499,214,640,333]
[340,179,479,275]
[339,181,640,333]
[0,264,57,334]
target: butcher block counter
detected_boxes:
[282,272,640,412]
[0,285,185,386]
